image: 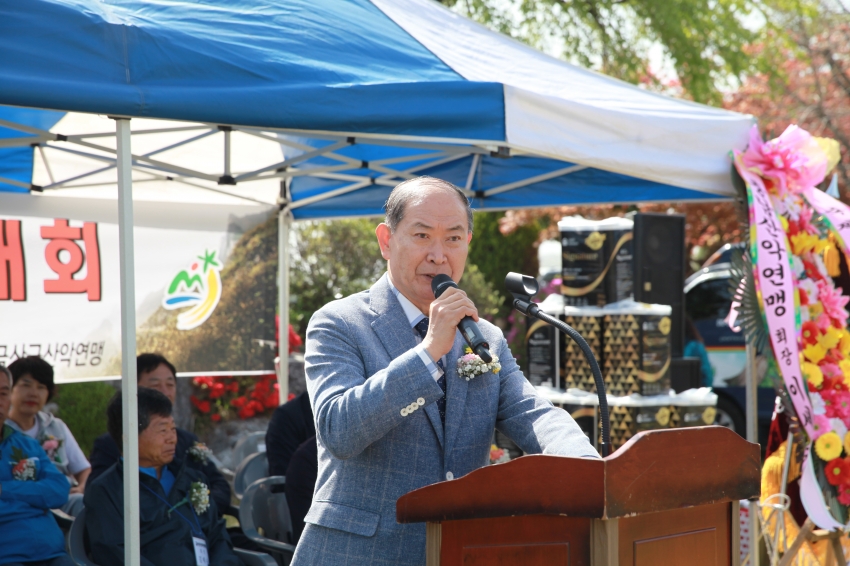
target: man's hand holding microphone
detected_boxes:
[423,275,493,363]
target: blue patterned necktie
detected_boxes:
[414,318,446,426]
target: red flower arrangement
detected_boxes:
[826,458,850,486]
[191,374,280,423]
[190,324,303,424]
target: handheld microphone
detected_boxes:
[431,274,493,363]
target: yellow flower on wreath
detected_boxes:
[804,343,828,365]
[802,362,824,388]
[843,432,850,456]
[840,330,850,356]
[818,327,842,351]
[809,302,824,318]
[816,432,843,461]
[791,233,823,255]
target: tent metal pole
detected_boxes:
[278,206,291,405]
[224,128,231,178]
[115,118,140,566]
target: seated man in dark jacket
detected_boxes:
[89,353,231,515]
[84,388,240,566]
[266,390,315,477]
[284,434,318,543]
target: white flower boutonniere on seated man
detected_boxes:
[188,441,212,465]
[457,346,501,381]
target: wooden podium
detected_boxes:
[397,426,760,566]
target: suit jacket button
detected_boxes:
[446,471,454,480]
[408,403,417,412]
[401,408,409,417]
[417,397,425,406]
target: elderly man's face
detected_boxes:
[0,373,10,427]
[138,364,177,405]
[137,414,177,470]
[376,186,472,314]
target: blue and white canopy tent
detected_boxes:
[0,0,754,562]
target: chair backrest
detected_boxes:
[231,430,267,466]
[233,451,269,499]
[240,476,293,546]
[69,508,98,566]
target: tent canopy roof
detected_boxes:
[0,0,754,218]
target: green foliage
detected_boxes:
[138,214,278,372]
[442,0,760,105]
[467,211,540,307]
[458,263,504,321]
[290,218,506,330]
[289,218,387,332]
[52,381,116,456]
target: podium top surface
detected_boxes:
[396,426,760,523]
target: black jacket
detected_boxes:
[266,391,315,477]
[89,429,231,516]
[284,435,317,543]
[84,458,240,566]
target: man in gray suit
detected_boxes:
[292,176,598,565]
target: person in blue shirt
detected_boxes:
[0,364,73,566]
[684,317,715,388]
[84,388,240,566]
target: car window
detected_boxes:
[686,278,732,322]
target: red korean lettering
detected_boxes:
[41,219,101,301]
[0,220,26,301]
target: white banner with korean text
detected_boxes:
[0,193,276,383]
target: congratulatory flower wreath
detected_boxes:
[733,124,850,527]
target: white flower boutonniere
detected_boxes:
[457,346,501,381]
[10,447,38,481]
[188,442,212,465]
[189,481,211,515]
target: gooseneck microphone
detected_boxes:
[505,272,611,457]
[431,274,493,363]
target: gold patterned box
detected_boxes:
[558,216,634,307]
[559,305,604,393]
[602,392,676,451]
[602,301,672,397]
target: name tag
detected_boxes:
[193,536,209,566]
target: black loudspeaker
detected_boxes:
[670,357,702,393]
[633,213,686,358]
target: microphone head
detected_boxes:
[431,274,457,298]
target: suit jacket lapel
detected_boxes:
[443,334,468,457]
[369,274,445,448]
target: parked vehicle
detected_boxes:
[685,243,774,443]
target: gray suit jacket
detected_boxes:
[292,274,597,565]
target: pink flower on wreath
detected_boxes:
[833,390,850,421]
[812,414,832,439]
[817,279,850,326]
[822,389,840,419]
[737,125,829,198]
[816,313,834,334]
[822,363,842,381]
[797,206,820,236]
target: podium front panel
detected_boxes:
[617,502,732,566]
[440,515,591,566]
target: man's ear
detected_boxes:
[467,231,473,245]
[376,223,392,261]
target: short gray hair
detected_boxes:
[0,365,11,388]
[384,176,473,234]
